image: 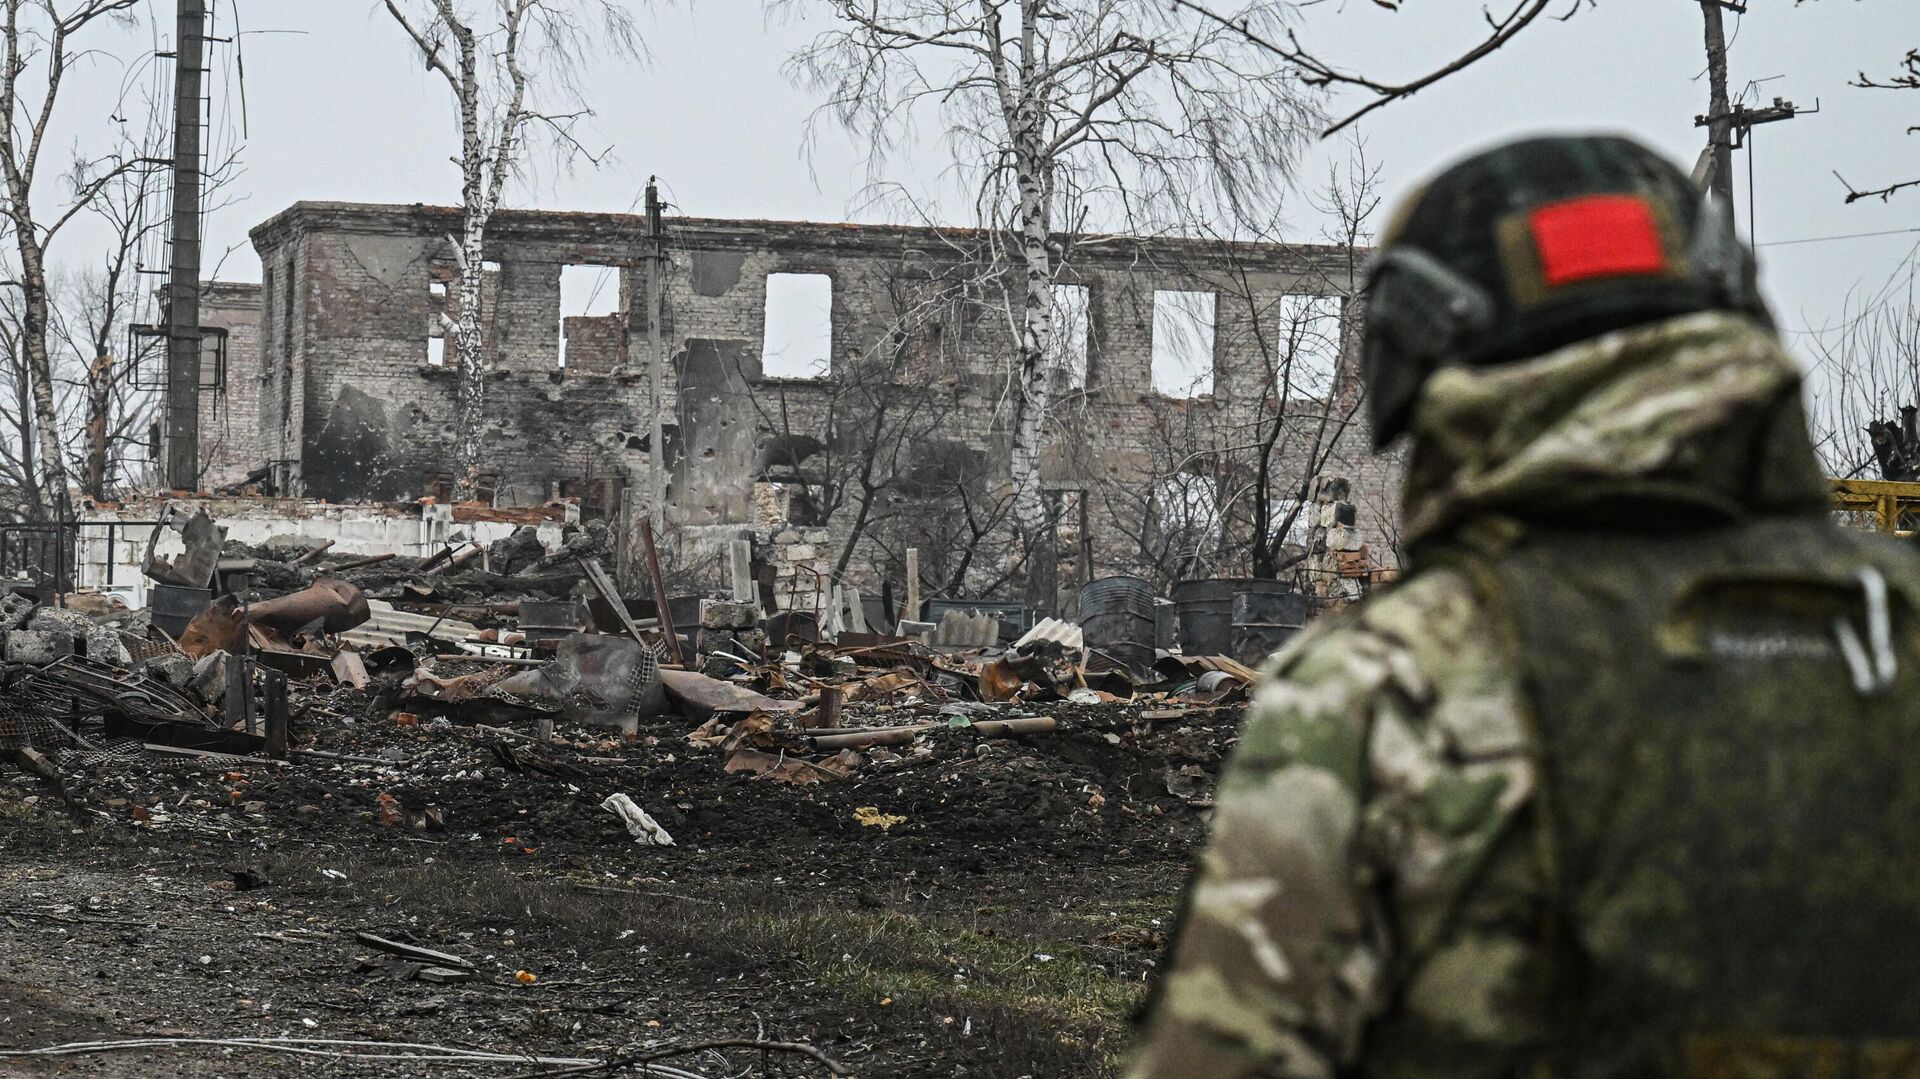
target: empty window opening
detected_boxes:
[427,270,454,366]
[762,273,833,379]
[559,264,624,369]
[1274,294,1344,399]
[1050,283,1091,389]
[1152,290,1217,398]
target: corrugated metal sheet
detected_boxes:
[340,600,481,648]
[1014,617,1084,652]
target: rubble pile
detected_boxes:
[4,501,1264,857]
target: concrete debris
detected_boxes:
[5,499,1280,854]
[698,599,761,630]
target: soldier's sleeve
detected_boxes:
[1125,568,1538,1079]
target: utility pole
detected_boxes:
[644,179,667,532]
[1692,1,1800,240]
[1697,0,1736,229]
[164,0,207,491]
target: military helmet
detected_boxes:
[1360,134,1771,448]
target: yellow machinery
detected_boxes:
[1830,478,1920,535]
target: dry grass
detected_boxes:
[295,850,1161,1076]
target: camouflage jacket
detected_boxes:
[1125,313,1832,1079]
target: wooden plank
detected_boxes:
[904,548,920,623]
[354,931,476,970]
[577,555,649,649]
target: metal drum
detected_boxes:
[1231,582,1309,666]
[1172,578,1241,656]
[1077,575,1156,673]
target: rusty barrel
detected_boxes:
[1077,575,1156,673]
[1231,582,1309,666]
[1172,578,1242,656]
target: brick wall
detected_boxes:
[197,282,264,488]
[232,203,1405,602]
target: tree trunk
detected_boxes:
[450,18,489,504]
[451,222,487,502]
[16,235,67,511]
[1007,139,1058,609]
[8,344,43,519]
[83,352,113,499]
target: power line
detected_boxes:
[1758,226,1920,249]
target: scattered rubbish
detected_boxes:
[4,499,1279,879]
[600,793,675,846]
[853,806,907,831]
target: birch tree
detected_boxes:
[0,0,144,516]
[48,162,166,499]
[787,1,1321,602]
[383,0,641,501]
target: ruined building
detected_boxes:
[185,202,1402,602]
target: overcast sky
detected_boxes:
[45,1,1920,359]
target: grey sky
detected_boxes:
[43,1,1920,361]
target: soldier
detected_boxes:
[1127,134,1920,1078]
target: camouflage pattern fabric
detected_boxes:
[1125,312,1833,1079]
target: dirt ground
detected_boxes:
[0,700,1235,1078]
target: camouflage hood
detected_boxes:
[1401,311,1831,547]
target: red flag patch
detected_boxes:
[1528,195,1668,288]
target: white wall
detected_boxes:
[76,497,575,607]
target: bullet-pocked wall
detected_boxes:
[229,202,1403,596]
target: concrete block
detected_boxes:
[0,593,33,631]
[191,652,231,705]
[142,652,195,688]
[27,607,94,637]
[1325,525,1364,552]
[85,626,132,667]
[3,630,71,665]
[699,599,761,629]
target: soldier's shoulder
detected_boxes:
[1263,565,1501,685]
[1243,567,1527,775]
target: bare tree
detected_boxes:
[383,0,642,501]
[1095,141,1380,587]
[44,162,166,500]
[1806,261,1920,478]
[0,0,147,515]
[742,261,968,585]
[0,287,39,520]
[1835,45,1920,203]
[1171,0,1593,137]
[786,0,1322,605]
